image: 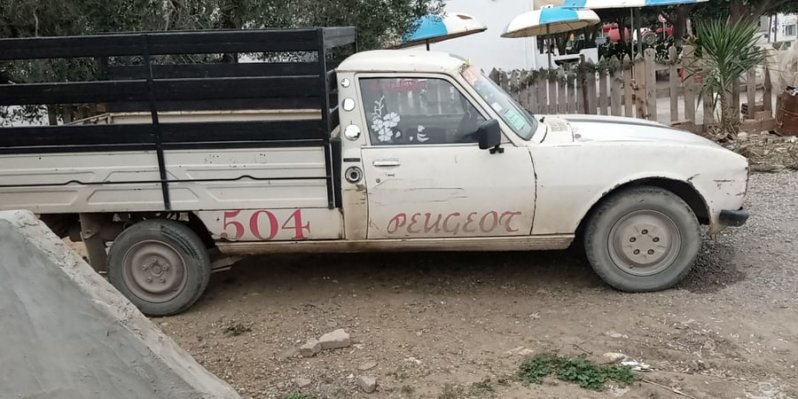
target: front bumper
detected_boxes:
[719,208,749,227]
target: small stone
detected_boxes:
[277,347,299,361]
[518,348,535,356]
[605,331,629,339]
[602,352,626,363]
[299,338,321,357]
[318,329,351,350]
[358,361,377,371]
[294,377,311,388]
[356,375,377,393]
[505,346,525,355]
[737,132,749,141]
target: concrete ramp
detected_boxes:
[0,210,239,399]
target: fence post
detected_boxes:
[746,68,756,119]
[528,72,538,113]
[557,70,567,114]
[537,72,548,114]
[578,55,587,113]
[584,59,597,114]
[547,71,558,115]
[597,59,608,115]
[609,56,622,116]
[623,55,634,118]
[731,79,741,120]
[703,88,714,129]
[763,64,773,116]
[682,45,696,126]
[644,48,657,120]
[668,46,679,124]
[568,73,578,113]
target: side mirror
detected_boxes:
[477,119,504,154]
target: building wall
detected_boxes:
[765,13,798,44]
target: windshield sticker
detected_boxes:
[415,125,430,143]
[503,109,527,131]
[462,66,480,86]
[491,102,503,113]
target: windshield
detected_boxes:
[461,65,538,140]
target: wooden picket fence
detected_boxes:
[490,45,776,133]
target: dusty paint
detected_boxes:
[217,234,574,255]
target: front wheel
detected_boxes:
[108,220,211,316]
[584,186,701,292]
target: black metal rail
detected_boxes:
[0,28,356,210]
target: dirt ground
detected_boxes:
[152,171,798,399]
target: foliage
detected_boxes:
[0,0,442,123]
[518,353,637,391]
[282,392,311,399]
[692,0,798,23]
[691,19,768,137]
[437,383,465,399]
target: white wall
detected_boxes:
[765,13,798,44]
[403,0,540,71]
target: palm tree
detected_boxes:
[692,19,768,139]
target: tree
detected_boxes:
[692,0,798,24]
[690,19,768,138]
[0,0,443,123]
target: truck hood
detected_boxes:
[543,114,723,149]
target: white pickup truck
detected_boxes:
[0,29,749,315]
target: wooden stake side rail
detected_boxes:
[0,28,357,210]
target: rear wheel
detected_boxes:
[584,186,701,291]
[108,220,210,316]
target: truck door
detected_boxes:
[358,76,536,239]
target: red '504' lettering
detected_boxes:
[220,209,310,241]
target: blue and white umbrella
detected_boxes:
[563,0,707,8]
[502,6,601,38]
[396,13,487,50]
[501,6,601,68]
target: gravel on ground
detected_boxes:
[158,172,798,399]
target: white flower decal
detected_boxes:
[377,127,394,142]
[383,112,400,128]
[370,96,401,143]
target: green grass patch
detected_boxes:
[518,353,637,391]
[283,392,311,399]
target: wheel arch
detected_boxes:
[575,177,710,239]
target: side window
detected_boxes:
[359,77,485,145]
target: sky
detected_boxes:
[405,0,542,71]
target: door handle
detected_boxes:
[373,159,401,167]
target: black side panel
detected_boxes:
[0,28,357,210]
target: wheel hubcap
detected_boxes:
[608,210,681,276]
[123,240,187,303]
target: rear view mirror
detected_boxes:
[477,119,503,154]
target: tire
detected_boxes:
[108,219,211,316]
[584,186,701,292]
